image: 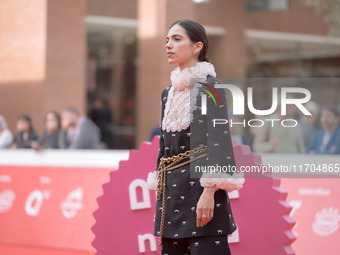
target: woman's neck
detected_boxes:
[178,59,198,71]
[48,129,58,135]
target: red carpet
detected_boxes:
[0,244,94,255]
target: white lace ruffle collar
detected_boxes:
[170,61,216,91]
[162,61,216,133]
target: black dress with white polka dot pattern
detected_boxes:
[154,75,237,239]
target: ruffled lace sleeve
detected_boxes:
[146,87,169,190]
[198,77,244,191]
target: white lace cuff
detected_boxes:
[146,171,158,190]
[199,172,245,191]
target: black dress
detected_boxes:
[154,75,237,239]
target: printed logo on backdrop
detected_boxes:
[25,189,51,216]
[288,200,303,236]
[17,186,84,234]
[0,174,11,183]
[60,187,84,219]
[0,189,16,213]
[313,207,340,236]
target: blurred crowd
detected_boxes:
[1,101,339,154]
[0,104,114,150]
[228,102,340,155]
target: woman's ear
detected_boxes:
[193,41,203,55]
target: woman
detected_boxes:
[0,115,13,149]
[147,19,244,254]
[12,114,39,149]
[39,111,63,149]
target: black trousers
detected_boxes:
[161,235,231,255]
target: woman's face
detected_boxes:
[17,119,29,132]
[165,24,200,68]
[46,112,59,133]
[320,109,338,130]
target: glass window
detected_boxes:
[87,25,137,149]
[246,0,290,12]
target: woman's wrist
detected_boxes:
[202,186,216,196]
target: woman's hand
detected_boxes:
[196,187,216,227]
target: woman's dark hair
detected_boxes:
[17,114,31,124]
[323,105,340,117]
[45,110,61,130]
[17,113,33,130]
[169,19,210,62]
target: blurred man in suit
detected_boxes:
[61,107,103,149]
[306,106,340,154]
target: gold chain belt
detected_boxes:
[156,145,208,248]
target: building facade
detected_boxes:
[0,0,339,148]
